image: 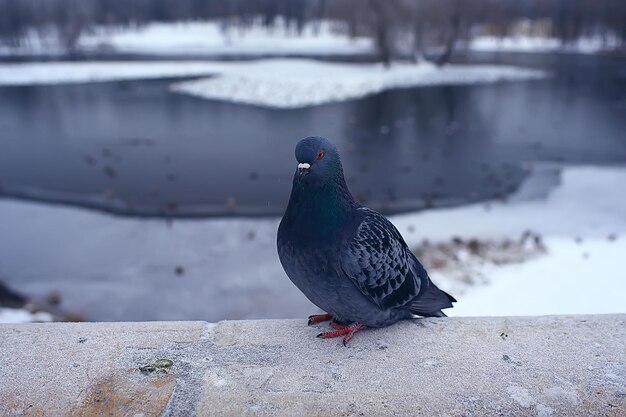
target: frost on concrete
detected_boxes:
[507,385,535,408]
[0,321,207,416]
[0,315,624,416]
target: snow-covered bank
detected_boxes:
[392,166,626,316]
[171,59,547,108]
[451,237,624,316]
[5,21,622,59]
[0,165,624,321]
[79,21,374,56]
[0,58,547,108]
[0,20,373,57]
[0,61,228,85]
[470,35,623,54]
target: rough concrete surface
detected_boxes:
[0,315,624,416]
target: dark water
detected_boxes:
[0,52,625,217]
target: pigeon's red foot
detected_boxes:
[307,313,334,326]
[317,322,367,346]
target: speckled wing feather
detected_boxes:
[340,208,423,310]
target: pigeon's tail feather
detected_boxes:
[408,282,456,317]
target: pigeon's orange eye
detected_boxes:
[316,150,325,160]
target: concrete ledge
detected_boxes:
[0,315,624,416]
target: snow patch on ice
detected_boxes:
[171,59,548,108]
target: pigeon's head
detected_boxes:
[294,136,343,186]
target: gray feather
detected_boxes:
[340,208,422,310]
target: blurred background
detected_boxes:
[0,0,624,323]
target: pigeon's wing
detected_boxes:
[340,208,423,310]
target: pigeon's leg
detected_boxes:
[308,313,334,326]
[317,322,367,346]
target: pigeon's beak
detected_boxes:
[297,162,310,177]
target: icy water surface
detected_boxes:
[0,53,624,217]
[0,52,625,321]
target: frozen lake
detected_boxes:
[1,52,624,217]
[0,52,625,322]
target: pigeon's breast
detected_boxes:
[278,234,346,313]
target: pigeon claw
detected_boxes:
[316,322,367,346]
[308,313,334,326]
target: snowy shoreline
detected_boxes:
[470,35,623,55]
[393,166,626,316]
[3,22,621,58]
[0,165,624,323]
[0,21,374,58]
[0,61,229,85]
[0,58,548,109]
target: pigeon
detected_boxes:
[277,136,456,345]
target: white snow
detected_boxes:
[449,237,625,316]
[0,308,53,324]
[0,58,547,108]
[0,61,228,85]
[393,166,626,243]
[78,20,374,56]
[470,35,623,54]
[0,20,373,57]
[392,165,626,316]
[4,21,621,58]
[0,165,624,320]
[171,59,547,108]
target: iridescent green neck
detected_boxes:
[284,170,358,238]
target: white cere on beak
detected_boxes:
[298,163,311,170]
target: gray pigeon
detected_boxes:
[277,136,456,345]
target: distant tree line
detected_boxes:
[0,0,624,62]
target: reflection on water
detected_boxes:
[0,53,625,217]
